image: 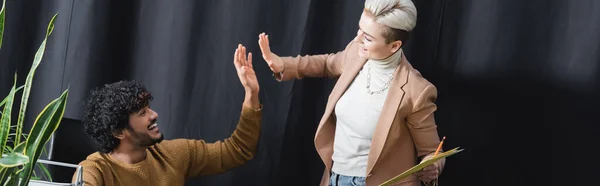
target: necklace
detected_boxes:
[365,61,399,95]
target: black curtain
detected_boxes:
[1,0,598,185]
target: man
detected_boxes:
[74,44,261,186]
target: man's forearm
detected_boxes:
[215,91,261,170]
[243,90,260,110]
[185,92,262,177]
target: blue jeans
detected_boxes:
[329,172,366,186]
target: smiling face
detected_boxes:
[356,11,403,60]
[118,106,163,148]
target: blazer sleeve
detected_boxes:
[274,40,357,81]
[406,84,442,157]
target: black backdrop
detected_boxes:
[1,0,599,185]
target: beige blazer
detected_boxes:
[276,39,444,186]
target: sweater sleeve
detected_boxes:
[184,104,263,178]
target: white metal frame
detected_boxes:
[25,159,83,186]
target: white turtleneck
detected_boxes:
[331,49,403,177]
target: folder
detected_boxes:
[378,147,464,186]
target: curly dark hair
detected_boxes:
[82,80,153,153]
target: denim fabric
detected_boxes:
[329,172,366,186]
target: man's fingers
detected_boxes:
[241,46,246,66]
[248,52,253,68]
[240,46,245,66]
[237,44,243,66]
[234,48,240,69]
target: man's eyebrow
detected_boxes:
[138,108,146,115]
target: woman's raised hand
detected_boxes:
[258,33,284,73]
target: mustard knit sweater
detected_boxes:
[74,106,262,186]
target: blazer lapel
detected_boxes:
[366,53,410,175]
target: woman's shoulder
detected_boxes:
[400,60,435,88]
[400,61,438,100]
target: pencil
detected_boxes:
[434,136,446,157]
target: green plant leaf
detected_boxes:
[4,146,11,153]
[36,163,51,182]
[0,142,24,184]
[12,141,25,153]
[35,146,53,182]
[0,85,23,117]
[0,85,23,107]
[5,168,24,185]
[46,12,57,37]
[0,151,28,185]
[15,12,58,145]
[19,89,68,186]
[0,168,8,185]
[0,0,6,49]
[0,73,17,162]
[0,153,29,168]
[0,96,7,112]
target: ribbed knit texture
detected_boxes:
[75,106,262,186]
[332,50,402,176]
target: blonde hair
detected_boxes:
[364,0,417,43]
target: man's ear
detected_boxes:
[113,130,126,139]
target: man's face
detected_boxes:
[121,106,163,148]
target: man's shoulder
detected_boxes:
[78,152,110,169]
[74,152,110,185]
[76,152,113,182]
[149,139,198,154]
[80,152,104,164]
[152,139,191,148]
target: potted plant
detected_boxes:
[0,0,70,185]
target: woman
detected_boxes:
[259,0,445,185]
